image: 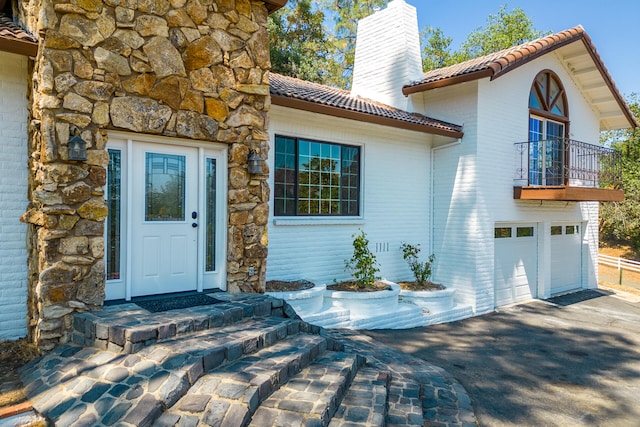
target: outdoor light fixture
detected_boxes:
[68,127,87,161]
[247,149,264,175]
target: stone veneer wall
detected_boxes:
[18,0,272,350]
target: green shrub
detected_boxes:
[400,242,435,285]
[345,230,380,289]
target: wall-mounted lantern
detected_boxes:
[247,149,264,175]
[68,127,87,161]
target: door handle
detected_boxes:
[192,211,198,219]
[192,223,198,228]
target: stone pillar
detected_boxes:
[19,0,272,350]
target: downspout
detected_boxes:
[430,138,462,256]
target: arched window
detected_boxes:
[528,71,568,186]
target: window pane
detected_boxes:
[341,146,360,216]
[566,225,576,235]
[551,226,562,235]
[529,118,543,185]
[274,135,360,217]
[495,227,512,238]
[205,158,216,272]
[145,153,186,221]
[516,227,534,237]
[107,149,121,281]
[551,98,565,116]
[546,121,564,139]
[274,136,297,216]
[529,89,542,109]
[536,73,547,97]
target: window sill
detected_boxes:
[273,217,365,226]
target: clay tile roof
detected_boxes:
[269,73,463,138]
[0,13,38,56]
[403,27,589,93]
[402,25,636,128]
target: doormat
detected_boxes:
[546,289,606,306]
[135,294,222,313]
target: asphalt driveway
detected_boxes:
[365,288,640,427]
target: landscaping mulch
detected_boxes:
[397,281,446,291]
[327,281,391,292]
[0,339,39,409]
[266,280,315,292]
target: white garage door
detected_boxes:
[550,223,582,294]
[494,224,538,307]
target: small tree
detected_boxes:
[345,230,380,289]
[400,242,435,285]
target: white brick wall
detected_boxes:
[0,51,29,341]
[267,105,432,286]
[351,0,423,111]
[419,52,606,313]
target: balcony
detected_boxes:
[513,138,624,202]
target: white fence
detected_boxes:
[598,254,640,284]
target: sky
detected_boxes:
[413,0,639,97]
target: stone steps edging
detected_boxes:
[329,367,391,427]
[72,296,278,354]
[249,351,365,426]
[22,316,322,426]
[20,293,477,426]
[156,334,330,426]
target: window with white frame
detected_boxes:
[528,70,568,186]
[274,135,360,216]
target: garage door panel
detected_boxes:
[551,224,582,294]
[494,224,537,307]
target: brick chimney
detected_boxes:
[351,0,423,111]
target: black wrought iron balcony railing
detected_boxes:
[514,138,622,188]
[513,138,623,202]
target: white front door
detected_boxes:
[105,134,227,300]
[131,144,199,296]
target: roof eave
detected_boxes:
[576,37,638,129]
[264,0,288,13]
[0,36,38,56]
[402,69,492,95]
[403,30,637,129]
[271,94,464,138]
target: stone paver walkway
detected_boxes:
[12,292,476,427]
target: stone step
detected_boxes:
[329,368,390,427]
[248,351,365,426]
[385,377,425,426]
[155,334,330,426]
[22,317,320,427]
[71,295,279,353]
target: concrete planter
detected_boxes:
[325,280,400,319]
[399,287,456,312]
[266,284,326,316]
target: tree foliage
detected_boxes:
[600,96,640,250]
[268,0,340,84]
[270,2,549,87]
[420,26,455,71]
[422,5,550,71]
[323,0,391,88]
